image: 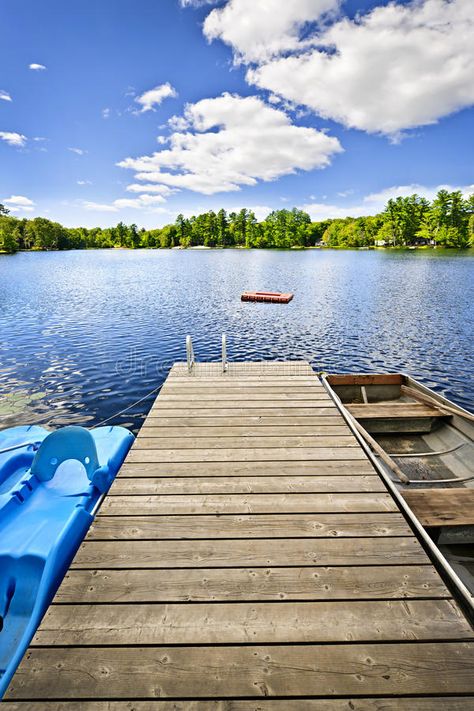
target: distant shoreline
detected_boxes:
[2,245,473,256]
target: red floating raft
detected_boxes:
[241,291,294,303]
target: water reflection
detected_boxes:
[0,248,472,432]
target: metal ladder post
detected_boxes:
[186,335,195,373]
[222,333,227,373]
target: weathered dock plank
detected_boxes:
[99,492,397,515]
[55,564,450,603]
[34,599,471,646]
[4,699,474,710]
[125,446,367,462]
[109,474,387,494]
[89,513,412,539]
[72,536,428,568]
[5,360,474,706]
[119,460,376,477]
[7,643,474,699]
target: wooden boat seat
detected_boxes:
[402,488,474,527]
[346,402,444,420]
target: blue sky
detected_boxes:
[1,0,473,228]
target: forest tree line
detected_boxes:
[1,189,473,253]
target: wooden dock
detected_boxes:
[4,361,474,708]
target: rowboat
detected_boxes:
[322,373,474,601]
[0,424,134,696]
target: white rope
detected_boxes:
[92,383,164,429]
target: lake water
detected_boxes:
[0,248,473,432]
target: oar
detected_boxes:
[345,410,410,485]
[401,385,474,423]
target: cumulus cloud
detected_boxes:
[126,183,175,196]
[364,183,474,205]
[247,0,474,135]
[300,202,369,221]
[114,194,167,209]
[29,63,46,70]
[0,90,12,102]
[77,180,92,186]
[204,0,339,63]
[3,195,35,212]
[0,131,27,147]
[83,201,118,213]
[83,194,167,212]
[300,183,474,220]
[118,93,342,195]
[68,147,87,155]
[180,0,218,6]
[135,83,177,113]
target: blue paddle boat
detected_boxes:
[0,423,134,696]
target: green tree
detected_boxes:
[0,216,20,253]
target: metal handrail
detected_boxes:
[222,333,227,373]
[0,441,40,455]
[186,335,195,373]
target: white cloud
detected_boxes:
[102,108,111,119]
[114,194,167,209]
[126,183,175,196]
[77,180,92,186]
[118,93,342,195]
[0,90,12,102]
[83,194,167,213]
[300,183,474,220]
[3,195,35,213]
[0,131,27,147]
[135,83,177,113]
[247,0,474,136]
[29,63,46,71]
[68,147,87,155]
[180,0,218,7]
[204,0,339,63]
[364,183,474,206]
[83,201,119,213]
[300,202,369,221]
[165,203,274,222]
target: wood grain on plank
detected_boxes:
[3,698,474,710]
[72,537,427,569]
[89,513,411,540]
[161,386,328,395]
[402,488,474,527]
[138,425,351,437]
[142,416,346,428]
[108,475,386,495]
[346,403,442,419]
[118,461,376,477]
[55,565,450,603]
[147,407,340,417]
[156,393,331,402]
[7,643,474,699]
[133,436,357,450]
[125,447,367,463]
[99,492,397,515]
[34,599,471,646]
[328,374,403,386]
[165,378,321,385]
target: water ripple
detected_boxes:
[0,248,472,432]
